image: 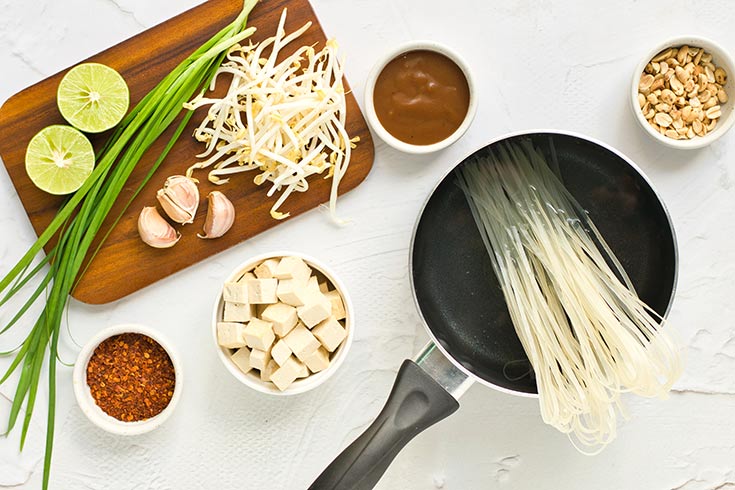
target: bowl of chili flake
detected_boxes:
[73,324,183,435]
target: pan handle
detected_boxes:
[309,344,471,490]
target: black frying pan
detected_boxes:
[309,131,678,490]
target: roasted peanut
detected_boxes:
[660,89,676,105]
[639,74,654,92]
[653,48,674,62]
[715,67,727,85]
[706,105,722,119]
[655,112,673,127]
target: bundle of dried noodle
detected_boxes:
[457,140,682,452]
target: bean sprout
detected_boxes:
[184,8,356,222]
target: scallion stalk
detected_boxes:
[0,1,257,487]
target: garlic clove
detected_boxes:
[198,191,235,239]
[156,175,199,224]
[138,206,180,248]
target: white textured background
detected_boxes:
[1,0,735,488]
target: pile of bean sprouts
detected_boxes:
[184,9,355,221]
[456,140,682,452]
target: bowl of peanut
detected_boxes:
[632,36,735,149]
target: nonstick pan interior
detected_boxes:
[411,132,677,394]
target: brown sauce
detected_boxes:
[373,50,470,145]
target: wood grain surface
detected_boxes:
[0,0,374,304]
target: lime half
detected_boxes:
[25,125,95,195]
[57,63,129,133]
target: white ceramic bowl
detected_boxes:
[364,40,478,154]
[631,36,735,149]
[212,251,354,396]
[73,323,183,435]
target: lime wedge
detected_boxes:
[25,125,95,195]
[57,63,129,133]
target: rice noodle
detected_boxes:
[456,140,682,452]
[184,8,357,221]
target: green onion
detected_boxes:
[0,1,257,487]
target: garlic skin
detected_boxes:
[138,206,180,248]
[156,175,199,224]
[198,191,235,239]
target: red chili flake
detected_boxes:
[86,333,175,422]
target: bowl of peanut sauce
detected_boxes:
[364,40,477,153]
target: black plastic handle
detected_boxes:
[309,360,460,490]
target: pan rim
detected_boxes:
[408,128,679,398]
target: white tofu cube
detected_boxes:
[324,290,346,321]
[283,324,320,361]
[246,278,278,304]
[231,347,252,374]
[256,303,269,318]
[270,356,302,391]
[237,271,256,283]
[274,256,312,283]
[254,258,281,279]
[222,282,248,304]
[312,316,347,352]
[261,359,278,382]
[223,301,255,323]
[249,348,271,371]
[271,339,292,366]
[297,291,332,328]
[302,347,330,373]
[318,281,329,293]
[276,278,312,307]
[297,359,310,378]
[307,276,321,294]
[261,302,298,337]
[243,318,275,351]
[217,322,247,348]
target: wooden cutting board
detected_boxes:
[0,0,374,304]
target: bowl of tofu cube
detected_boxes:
[212,252,353,395]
